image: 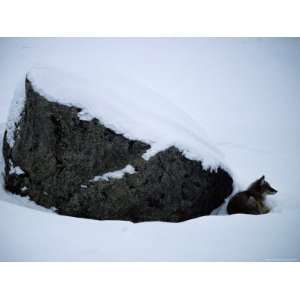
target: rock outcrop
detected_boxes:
[2,79,233,222]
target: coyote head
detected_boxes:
[250,175,277,195]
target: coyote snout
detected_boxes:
[227,176,277,215]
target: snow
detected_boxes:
[9,165,25,175]
[0,38,300,261]
[0,195,299,261]
[90,165,136,182]
[77,109,94,122]
[26,66,224,171]
[5,75,26,148]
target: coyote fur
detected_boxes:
[227,176,277,215]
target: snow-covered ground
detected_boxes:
[0,38,300,261]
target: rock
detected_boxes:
[2,78,233,222]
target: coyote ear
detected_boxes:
[259,175,265,184]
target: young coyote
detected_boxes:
[227,176,277,215]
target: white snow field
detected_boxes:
[0,38,300,261]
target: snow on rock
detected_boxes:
[8,159,25,175]
[78,109,94,122]
[5,75,26,148]
[26,66,226,172]
[9,165,25,175]
[90,165,136,182]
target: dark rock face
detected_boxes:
[2,79,233,222]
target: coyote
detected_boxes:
[227,176,277,215]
